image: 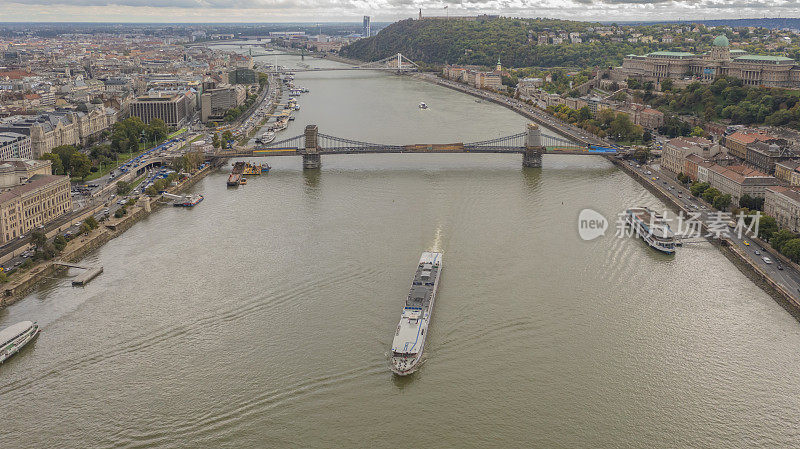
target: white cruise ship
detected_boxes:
[390,252,442,375]
[0,321,40,363]
[626,207,676,254]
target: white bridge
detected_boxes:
[279,53,419,73]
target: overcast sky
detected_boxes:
[0,0,798,23]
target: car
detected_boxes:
[754,250,761,255]
[763,257,772,264]
[678,194,682,198]
[744,240,750,246]
[646,171,652,175]
[778,264,784,270]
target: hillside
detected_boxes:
[341,18,672,68]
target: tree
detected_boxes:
[702,187,721,204]
[771,229,796,252]
[660,78,674,92]
[79,222,91,234]
[30,230,47,250]
[758,215,779,241]
[146,118,169,144]
[212,133,221,149]
[713,193,732,211]
[690,126,705,137]
[53,235,67,252]
[116,181,131,195]
[781,239,800,263]
[39,153,64,175]
[70,153,92,179]
[84,216,99,230]
[52,145,79,173]
[222,130,234,142]
[690,181,710,197]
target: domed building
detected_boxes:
[618,34,800,88]
[709,35,730,61]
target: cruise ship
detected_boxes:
[0,321,40,363]
[390,252,442,376]
[626,207,676,254]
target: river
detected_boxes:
[2,48,800,448]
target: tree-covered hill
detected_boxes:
[341,18,677,68]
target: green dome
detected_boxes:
[713,35,729,47]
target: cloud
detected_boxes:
[2,0,800,21]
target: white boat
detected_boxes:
[625,207,676,254]
[418,102,428,109]
[390,252,442,375]
[0,321,40,363]
[256,131,276,144]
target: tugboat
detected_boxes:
[418,102,428,109]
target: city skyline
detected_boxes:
[1,1,800,24]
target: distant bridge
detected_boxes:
[213,123,621,169]
[274,53,419,73]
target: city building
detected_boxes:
[363,16,371,38]
[662,136,713,175]
[229,67,256,85]
[765,186,800,233]
[0,132,32,160]
[200,85,247,122]
[618,35,800,88]
[724,130,777,160]
[0,174,72,243]
[0,109,117,157]
[745,141,797,175]
[707,164,778,207]
[774,160,800,185]
[129,91,194,127]
[0,159,52,189]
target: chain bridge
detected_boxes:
[213,123,621,169]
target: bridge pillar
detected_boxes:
[303,124,321,170]
[523,123,544,168]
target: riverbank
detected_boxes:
[411,68,800,316]
[0,161,220,307]
[609,157,800,317]
[410,73,603,146]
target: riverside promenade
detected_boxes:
[0,162,218,306]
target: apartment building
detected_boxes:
[0,174,72,243]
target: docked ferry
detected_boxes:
[626,207,676,254]
[0,321,40,363]
[174,194,203,207]
[390,252,442,376]
[255,131,275,144]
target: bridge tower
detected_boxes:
[523,123,544,168]
[303,125,321,170]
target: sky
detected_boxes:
[0,0,799,23]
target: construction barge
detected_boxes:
[227,161,246,186]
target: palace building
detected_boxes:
[619,35,800,88]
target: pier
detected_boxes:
[53,262,104,286]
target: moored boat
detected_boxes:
[418,102,428,109]
[0,321,40,363]
[174,194,204,207]
[625,207,676,254]
[390,252,443,375]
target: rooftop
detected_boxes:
[733,55,795,64]
[647,51,696,58]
